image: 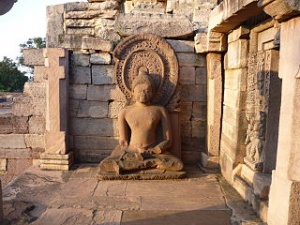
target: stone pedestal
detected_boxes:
[40,49,73,170]
[267,17,300,225]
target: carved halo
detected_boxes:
[114,33,179,106]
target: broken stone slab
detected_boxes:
[115,13,194,38]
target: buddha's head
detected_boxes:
[132,67,155,104]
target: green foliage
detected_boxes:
[0,57,28,92]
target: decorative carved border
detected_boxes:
[113,33,179,107]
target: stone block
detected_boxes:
[181,136,205,152]
[23,49,45,66]
[192,120,206,138]
[87,85,126,101]
[0,159,7,171]
[0,180,2,220]
[115,13,194,39]
[71,118,118,136]
[58,34,85,49]
[181,121,192,137]
[228,27,250,43]
[64,2,89,12]
[77,100,108,118]
[195,67,207,85]
[31,98,46,117]
[47,5,65,48]
[92,65,115,85]
[90,53,112,65]
[25,134,45,148]
[0,134,26,149]
[69,84,87,100]
[33,66,48,82]
[74,136,118,150]
[177,53,206,67]
[71,53,90,67]
[224,89,247,109]
[40,152,73,170]
[180,84,206,102]
[23,81,46,99]
[192,102,206,122]
[179,66,196,84]
[166,39,195,53]
[40,164,70,170]
[32,148,45,159]
[225,39,249,69]
[181,150,202,164]
[29,116,45,134]
[77,149,112,162]
[65,19,95,28]
[0,117,13,134]
[69,99,80,117]
[67,28,95,36]
[71,66,91,84]
[0,148,32,159]
[180,102,193,121]
[65,10,118,20]
[82,37,113,52]
[12,96,32,117]
[108,101,126,118]
[88,1,120,11]
[195,32,227,53]
[224,68,247,91]
[12,116,29,134]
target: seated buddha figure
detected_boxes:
[99,68,184,175]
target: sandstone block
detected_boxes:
[82,37,113,52]
[180,84,206,102]
[177,53,206,67]
[108,101,126,118]
[0,148,32,159]
[33,66,48,82]
[74,136,118,150]
[23,82,46,99]
[77,149,112,162]
[196,67,207,84]
[0,159,7,171]
[179,67,196,84]
[224,68,247,91]
[12,116,29,134]
[71,66,91,84]
[87,85,126,101]
[67,28,95,36]
[192,120,206,138]
[25,134,45,148]
[69,84,87,100]
[12,96,32,117]
[225,39,249,69]
[77,100,108,118]
[0,117,13,134]
[69,99,80,117]
[71,53,90,67]
[0,134,26,149]
[71,118,118,136]
[29,116,45,134]
[181,136,205,152]
[92,65,115,85]
[90,53,112,65]
[65,10,118,20]
[224,89,247,109]
[23,49,44,66]
[195,32,227,53]
[59,34,85,49]
[65,19,95,28]
[115,13,194,38]
[64,2,89,12]
[88,1,120,11]
[47,5,65,48]
[181,121,192,137]
[40,164,70,170]
[31,98,46,117]
[32,148,45,159]
[228,27,250,43]
[180,102,193,121]
[166,39,195,53]
[192,102,206,122]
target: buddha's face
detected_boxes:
[133,83,153,104]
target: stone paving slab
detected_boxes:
[0,165,264,225]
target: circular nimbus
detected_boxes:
[114,33,178,106]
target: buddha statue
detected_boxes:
[98,67,184,177]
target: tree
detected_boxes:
[17,37,46,74]
[0,57,28,92]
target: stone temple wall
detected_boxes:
[45,0,217,164]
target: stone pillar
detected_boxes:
[195,31,226,172]
[0,180,2,221]
[40,49,73,170]
[268,17,300,225]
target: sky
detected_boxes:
[0,0,81,62]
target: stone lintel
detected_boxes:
[259,0,300,21]
[115,13,194,38]
[209,0,264,33]
[23,49,45,66]
[195,32,227,53]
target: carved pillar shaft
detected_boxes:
[40,48,73,170]
[268,17,300,225]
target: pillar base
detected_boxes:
[40,152,74,171]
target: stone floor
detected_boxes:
[1,165,264,225]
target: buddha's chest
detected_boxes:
[126,108,161,130]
